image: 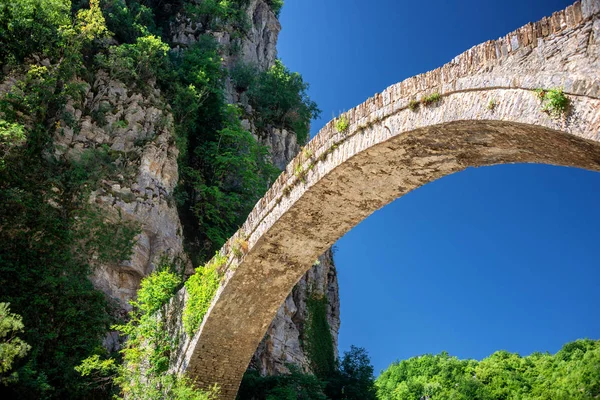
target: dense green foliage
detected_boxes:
[164,35,280,262]
[0,2,140,397]
[77,269,218,399]
[178,104,279,259]
[0,0,71,67]
[185,0,251,32]
[325,346,378,400]
[182,253,225,336]
[238,365,327,400]
[376,339,600,400]
[0,120,25,168]
[95,34,169,88]
[305,295,337,380]
[0,303,31,385]
[235,60,321,144]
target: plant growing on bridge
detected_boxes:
[487,98,497,111]
[294,162,307,183]
[408,99,420,111]
[535,87,569,118]
[335,115,350,133]
[302,146,313,160]
[421,92,441,106]
[232,235,249,258]
[183,256,225,336]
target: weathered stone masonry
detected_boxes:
[165,1,600,398]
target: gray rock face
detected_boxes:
[250,249,340,375]
[171,0,280,71]
[54,71,190,311]
[239,0,281,71]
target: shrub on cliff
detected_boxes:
[246,59,321,145]
[77,269,219,399]
[266,0,284,17]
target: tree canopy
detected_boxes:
[376,340,600,400]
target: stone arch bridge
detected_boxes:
[165,1,600,398]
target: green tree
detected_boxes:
[325,346,377,400]
[0,0,71,68]
[238,366,327,400]
[376,341,600,400]
[0,303,31,385]
[95,34,169,87]
[0,120,26,169]
[246,59,321,144]
[189,105,279,256]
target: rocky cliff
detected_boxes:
[53,72,190,316]
[73,0,340,374]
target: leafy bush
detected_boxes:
[100,0,156,44]
[183,254,224,336]
[185,0,251,32]
[165,35,225,148]
[77,269,219,399]
[95,34,169,87]
[0,0,71,67]
[230,62,259,92]
[238,347,377,400]
[335,115,349,133]
[535,87,569,117]
[266,0,284,17]
[0,120,26,169]
[0,303,31,385]
[421,92,441,106]
[238,365,327,400]
[75,0,109,41]
[325,346,377,400]
[247,60,321,144]
[180,105,279,262]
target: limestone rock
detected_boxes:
[54,71,190,310]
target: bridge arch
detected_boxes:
[168,1,600,398]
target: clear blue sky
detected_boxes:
[277,0,600,375]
